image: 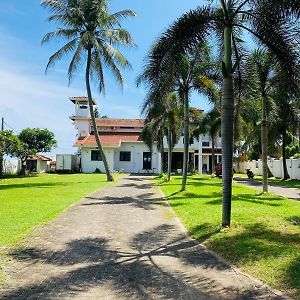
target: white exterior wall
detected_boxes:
[73,119,90,137]
[75,105,90,118]
[202,135,222,149]
[168,136,197,150]
[37,160,48,173]
[114,142,160,173]
[80,143,160,174]
[81,148,114,173]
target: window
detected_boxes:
[120,151,131,162]
[202,141,210,147]
[91,150,102,161]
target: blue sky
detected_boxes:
[0,0,211,155]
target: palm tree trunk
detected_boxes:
[160,134,164,174]
[0,153,3,179]
[222,26,234,227]
[167,125,172,181]
[261,95,268,192]
[19,157,27,176]
[86,47,113,182]
[282,130,290,180]
[181,90,189,191]
[211,135,215,174]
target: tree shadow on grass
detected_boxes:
[0,182,75,190]
[1,224,266,300]
[286,216,300,227]
[198,222,300,299]
[206,194,283,207]
[189,223,222,243]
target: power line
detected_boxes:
[3,120,17,132]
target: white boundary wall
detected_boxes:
[3,159,21,175]
[235,158,300,179]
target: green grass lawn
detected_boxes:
[235,173,300,189]
[157,175,300,299]
[0,173,116,247]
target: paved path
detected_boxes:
[234,177,300,200]
[0,176,289,299]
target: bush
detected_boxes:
[94,168,101,174]
[293,153,300,159]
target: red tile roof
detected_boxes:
[27,154,52,161]
[95,118,144,127]
[74,132,143,148]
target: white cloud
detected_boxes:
[0,61,84,155]
[0,27,145,156]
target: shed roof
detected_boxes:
[27,154,52,161]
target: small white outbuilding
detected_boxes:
[26,155,52,173]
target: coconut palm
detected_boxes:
[138,44,215,190]
[145,1,300,226]
[42,0,136,181]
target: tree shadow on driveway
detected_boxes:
[1,224,278,300]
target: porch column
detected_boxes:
[198,134,203,174]
[157,151,162,173]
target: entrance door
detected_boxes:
[143,152,152,170]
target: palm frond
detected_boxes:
[67,40,84,84]
[45,38,78,72]
[244,1,300,83]
[91,49,106,94]
[41,0,67,14]
[42,28,78,44]
[100,29,135,47]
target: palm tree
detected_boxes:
[141,117,164,174]
[138,44,215,190]
[195,109,221,174]
[145,1,300,226]
[42,0,136,181]
[270,87,300,180]
[142,93,182,181]
[244,49,278,192]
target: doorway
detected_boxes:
[143,152,152,170]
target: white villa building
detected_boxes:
[70,97,222,174]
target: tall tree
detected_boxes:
[42,0,136,181]
[138,44,215,190]
[244,49,278,192]
[195,109,221,173]
[270,88,300,180]
[142,93,181,180]
[0,131,19,178]
[17,128,57,175]
[144,1,300,226]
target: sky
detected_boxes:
[0,0,212,156]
